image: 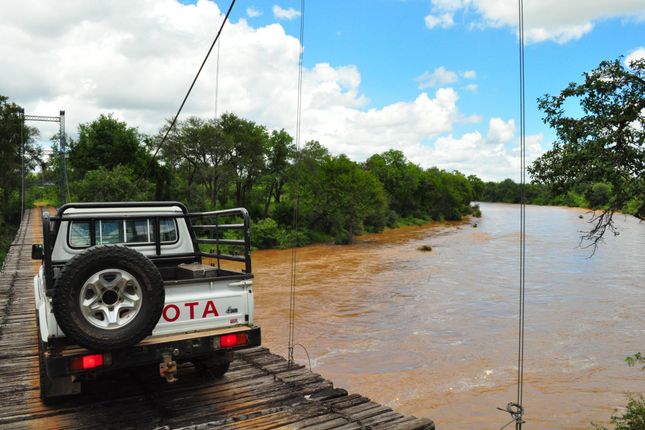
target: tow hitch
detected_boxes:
[159,352,178,383]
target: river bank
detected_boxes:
[251,202,645,430]
[250,205,481,251]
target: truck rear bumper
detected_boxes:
[45,326,261,378]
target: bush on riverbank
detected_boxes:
[593,395,645,430]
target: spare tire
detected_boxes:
[53,245,164,351]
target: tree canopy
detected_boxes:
[0,96,40,222]
[2,91,483,251]
[529,58,645,246]
[68,113,150,177]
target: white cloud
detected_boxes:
[272,5,301,20]
[487,118,515,144]
[426,0,645,44]
[424,12,455,29]
[462,70,477,79]
[246,7,262,18]
[464,83,478,92]
[407,126,544,181]
[416,66,458,89]
[0,0,532,180]
[626,46,645,67]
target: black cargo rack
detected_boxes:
[40,202,252,292]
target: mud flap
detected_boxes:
[39,343,81,401]
[42,375,81,400]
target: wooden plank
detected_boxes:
[0,209,435,430]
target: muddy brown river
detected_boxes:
[251,202,645,429]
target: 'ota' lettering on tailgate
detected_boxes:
[162,300,220,322]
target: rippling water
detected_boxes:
[251,202,645,429]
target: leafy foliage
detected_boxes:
[626,353,645,370]
[69,114,149,177]
[0,96,41,266]
[592,396,645,430]
[0,96,40,222]
[2,91,483,253]
[529,58,645,247]
[74,166,154,202]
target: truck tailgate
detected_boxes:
[153,277,252,336]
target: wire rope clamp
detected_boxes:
[159,352,178,383]
[497,402,524,429]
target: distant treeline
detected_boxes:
[478,178,641,215]
[0,93,486,252]
[32,112,483,248]
[4,90,629,258]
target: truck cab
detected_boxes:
[32,201,261,401]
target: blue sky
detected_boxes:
[2,0,644,180]
[240,0,644,142]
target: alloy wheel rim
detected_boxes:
[79,269,143,330]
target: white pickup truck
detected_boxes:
[31,202,261,401]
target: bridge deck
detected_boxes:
[0,209,435,430]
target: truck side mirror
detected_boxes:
[32,244,44,260]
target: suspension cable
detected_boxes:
[130,0,237,196]
[215,37,222,119]
[287,0,306,368]
[20,109,25,220]
[517,0,527,412]
[499,0,527,428]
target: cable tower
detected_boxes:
[19,109,68,213]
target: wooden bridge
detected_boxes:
[0,209,435,430]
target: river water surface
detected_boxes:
[251,202,645,429]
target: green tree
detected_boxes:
[365,150,422,217]
[586,183,613,208]
[219,113,268,210]
[468,175,485,200]
[160,116,232,208]
[425,168,474,220]
[73,166,153,202]
[529,58,645,246]
[299,154,387,243]
[0,95,40,222]
[261,129,295,216]
[69,114,150,177]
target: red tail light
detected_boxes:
[70,354,104,371]
[220,333,248,348]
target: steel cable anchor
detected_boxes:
[497,402,524,430]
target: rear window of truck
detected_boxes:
[69,218,178,248]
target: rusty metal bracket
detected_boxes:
[159,353,178,383]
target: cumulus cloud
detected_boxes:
[425,13,455,29]
[425,0,645,44]
[407,126,544,181]
[246,7,262,18]
[416,66,458,89]
[626,46,645,66]
[272,5,301,20]
[0,0,531,180]
[487,118,515,144]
